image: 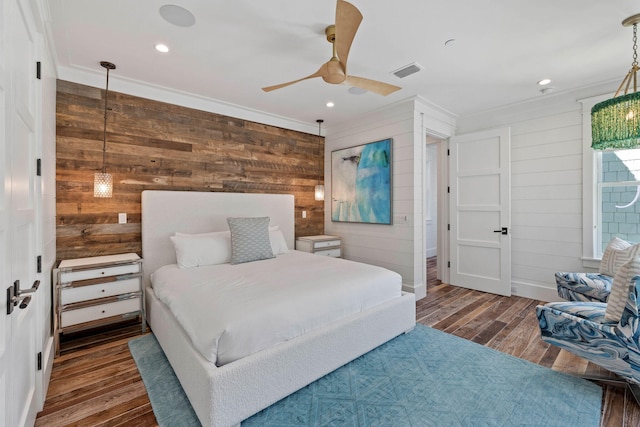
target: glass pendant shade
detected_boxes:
[94,172,113,198]
[591,91,640,150]
[315,184,325,201]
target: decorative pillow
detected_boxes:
[227,217,275,264]
[170,231,231,268]
[600,237,640,277]
[604,256,640,322]
[270,229,289,255]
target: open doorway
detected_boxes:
[425,136,447,288]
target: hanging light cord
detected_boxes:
[614,22,639,97]
[101,66,111,174]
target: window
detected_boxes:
[596,149,640,256]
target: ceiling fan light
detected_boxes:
[591,91,640,150]
[348,86,367,95]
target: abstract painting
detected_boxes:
[331,138,392,224]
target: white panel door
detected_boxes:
[3,0,42,425]
[449,127,511,296]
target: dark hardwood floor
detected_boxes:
[36,258,639,426]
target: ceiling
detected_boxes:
[48,0,639,131]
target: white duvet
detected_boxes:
[151,250,402,366]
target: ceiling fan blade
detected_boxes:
[344,75,401,96]
[262,64,328,92]
[334,0,362,70]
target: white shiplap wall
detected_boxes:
[455,87,616,301]
[325,97,456,300]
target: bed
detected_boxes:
[141,190,416,427]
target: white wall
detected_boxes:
[325,97,455,300]
[456,82,618,301]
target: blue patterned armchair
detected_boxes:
[537,275,640,402]
[555,272,612,303]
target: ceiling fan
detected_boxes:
[262,0,401,96]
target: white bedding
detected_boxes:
[151,250,402,366]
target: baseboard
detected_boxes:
[403,282,426,301]
[510,280,561,303]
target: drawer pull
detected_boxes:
[102,310,106,313]
[101,289,105,293]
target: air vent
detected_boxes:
[392,62,423,79]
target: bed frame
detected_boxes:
[141,190,416,427]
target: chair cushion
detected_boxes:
[600,237,640,277]
[542,301,608,324]
[555,272,612,303]
[604,256,640,323]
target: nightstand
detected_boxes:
[296,235,342,257]
[54,253,145,356]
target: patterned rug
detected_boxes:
[129,324,602,426]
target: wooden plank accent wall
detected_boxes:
[56,80,324,260]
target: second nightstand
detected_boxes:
[296,235,342,257]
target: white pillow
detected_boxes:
[604,256,640,322]
[174,230,228,238]
[270,229,289,255]
[170,231,231,268]
[600,237,640,277]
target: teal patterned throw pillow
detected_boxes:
[227,217,275,264]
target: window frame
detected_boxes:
[580,93,612,269]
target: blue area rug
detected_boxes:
[129,324,602,426]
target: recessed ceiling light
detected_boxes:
[348,86,367,95]
[159,4,195,27]
[326,101,335,108]
[538,79,551,86]
[444,39,456,46]
[155,43,170,53]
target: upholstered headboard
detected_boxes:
[141,190,295,288]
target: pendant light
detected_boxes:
[94,61,116,197]
[314,119,325,201]
[591,14,640,150]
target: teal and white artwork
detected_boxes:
[331,138,392,224]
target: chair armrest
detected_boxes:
[536,303,619,340]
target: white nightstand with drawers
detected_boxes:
[54,253,145,356]
[295,235,342,257]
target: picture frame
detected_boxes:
[331,138,392,224]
